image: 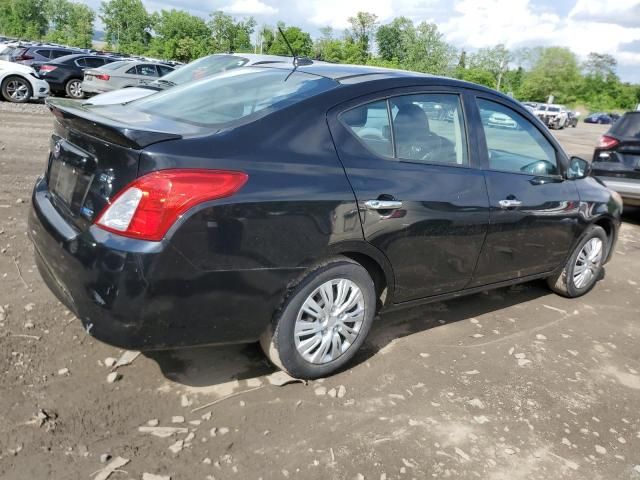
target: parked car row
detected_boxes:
[0,38,181,102]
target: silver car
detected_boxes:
[82,60,174,96]
[83,53,302,106]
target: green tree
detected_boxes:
[404,21,457,75]
[209,11,255,53]
[45,0,94,48]
[148,9,210,61]
[256,24,275,54]
[454,67,495,88]
[468,44,511,90]
[100,0,152,54]
[0,0,48,38]
[519,47,581,103]
[346,11,377,62]
[268,24,312,57]
[376,16,412,63]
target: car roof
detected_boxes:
[256,62,510,98]
[230,53,295,64]
[288,63,431,82]
[52,54,120,63]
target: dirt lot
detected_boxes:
[1,103,640,480]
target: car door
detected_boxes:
[469,95,581,286]
[328,88,490,303]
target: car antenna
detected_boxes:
[278,25,299,68]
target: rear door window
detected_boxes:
[340,93,469,166]
[74,58,87,68]
[391,94,468,165]
[51,49,71,59]
[137,64,159,77]
[84,57,106,68]
[35,49,52,59]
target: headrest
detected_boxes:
[342,106,368,128]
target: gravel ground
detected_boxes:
[1,104,640,480]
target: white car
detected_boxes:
[487,111,518,129]
[0,60,50,103]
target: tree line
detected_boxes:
[1,0,638,111]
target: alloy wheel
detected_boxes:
[573,238,603,289]
[6,79,29,101]
[68,80,82,98]
[294,278,365,365]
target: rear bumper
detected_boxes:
[81,81,110,94]
[595,176,640,204]
[29,177,299,350]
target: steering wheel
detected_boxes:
[520,160,556,175]
[397,133,443,162]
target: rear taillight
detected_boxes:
[95,74,110,81]
[39,65,57,72]
[598,135,619,149]
[95,169,248,242]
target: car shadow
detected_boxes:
[622,205,640,226]
[147,279,552,388]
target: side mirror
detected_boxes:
[566,156,592,180]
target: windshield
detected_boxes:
[128,67,338,128]
[152,54,249,87]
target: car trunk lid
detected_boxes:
[44,99,183,230]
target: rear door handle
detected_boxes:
[498,199,523,209]
[364,200,403,210]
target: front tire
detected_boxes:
[1,75,32,103]
[260,257,376,379]
[547,226,607,298]
[65,79,84,99]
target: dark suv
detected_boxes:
[8,45,84,67]
[29,64,621,379]
[592,111,640,206]
[38,54,121,98]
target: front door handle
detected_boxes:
[364,199,403,210]
[498,199,523,209]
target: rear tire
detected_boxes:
[1,75,32,103]
[546,226,607,298]
[65,78,84,99]
[260,257,376,379]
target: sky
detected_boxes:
[86,0,640,82]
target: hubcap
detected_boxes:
[573,238,603,289]
[6,80,28,101]
[294,279,365,365]
[69,81,82,97]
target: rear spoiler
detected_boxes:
[47,98,182,149]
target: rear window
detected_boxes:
[128,67,337,127]
[102,60,131,70]
[610,113,640,138]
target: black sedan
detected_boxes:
[592,111,640,206]
[38,54,122,98]
[29,64,622,379]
